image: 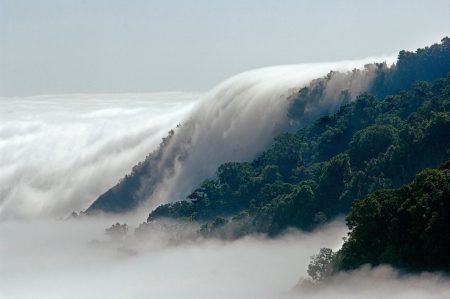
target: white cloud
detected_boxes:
[0,92,200,219]
[132,58,395,213]
[1,58,394,220]
[0,59,447,299]
[1,218,448,299]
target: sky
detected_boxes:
[1,0,450,96]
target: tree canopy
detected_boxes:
[148,71,450,238]
[335,160,450,272]
[88,38,450,216]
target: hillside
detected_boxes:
[335,160,450,272]
[86,38,450,215]
[149,64,450,238]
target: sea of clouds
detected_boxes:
[0,92,200,219]
[1,59,449,299]
[1,58,396,220]
[1,218,449,299]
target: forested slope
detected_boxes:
[336,160,450,272]
[150,71,450,238]
[87,38,450,217]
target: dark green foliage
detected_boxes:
[373,37,450,98]
[88,38,450,219]
[316,154,352,215]
[149,72,450,237]
[348,124,398,169]
[336,162,450,272]
[148,200,195,221]
[269,181,316,234]
[287,37,450,124]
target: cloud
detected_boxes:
[0,218,344,299]
[290,265,450,299]
[1,218,448,299]
[0,92,200,219]
[1,57,397,219]
[118,58,396,215]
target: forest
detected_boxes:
[337,160,450,272]
[148,39,450,244]
[95,38,450,274]
[87,38,450,216]
[307,161,450,281]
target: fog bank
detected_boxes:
[0,218,344,299]
[0,93,200,219]
[114,58,395,214]
[290,266,450,299]
[1,218,448,299]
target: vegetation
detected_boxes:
[336,160,450,272]
[288,37,450,122]
[89,38,450,275]
[307,161,450,277]
[87,38,450,216]
[87,129,177,213]
[105,222,129,240]
[148,72,450,238]
[307,248,337,281]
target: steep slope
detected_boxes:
[87,38,450,216]
[149,72,450,238]
[85,61,382,214]
[87,130,177,213]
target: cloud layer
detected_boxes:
[1,59,448,299]
[1,218,448,299]
[114,59,394,214]
[2,58,394,219]
[0,92,200,219]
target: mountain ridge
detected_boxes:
[86,38,450,222]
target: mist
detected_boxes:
[0,218,344,299]
[0,92,200,219]
[1,218,449,299]
[151,62,372,205]
[4,58,449,299]
[1,58,396,219]
[97,58,396,215]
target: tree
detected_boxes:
[336,161,450,272]
[307,248,336,281]
[146,46,450,239]
[349,124,398,169]
[105,222,128,241]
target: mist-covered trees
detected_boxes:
[148,71,450,238]
[87,38,450,221]
[105,222,129,240]
[374,37,450,97]
[87,130,177,214]
[307,248,337,281]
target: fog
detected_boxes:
[0,218,343,299]
[1,218,449,299]
[291,266,450,299]
[2,60,449,298]
[101,58,395,214]
[1,59,394,219]
[0,93,200,219]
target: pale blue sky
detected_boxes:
[1,0,450,96]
